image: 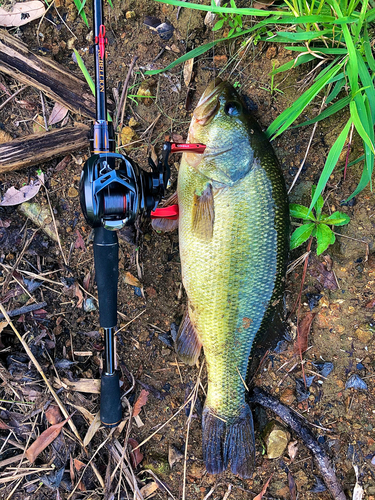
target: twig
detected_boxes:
[0,304,83,446]
[251,388,347,500]
[41,182,67,265]
[0,301,47,320]
[116,56,138,131]
[0,85,27,112]
[39,91,49,131]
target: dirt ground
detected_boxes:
[0,0,375,499]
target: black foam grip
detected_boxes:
[93,227,118,328]
[100,371,122,427]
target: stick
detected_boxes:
[0,301,47,320]
[0,304,84,447]
[251,388,347,500]
[116,55,138,131]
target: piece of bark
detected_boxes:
[0,29,96,118]
[0,124,89,173]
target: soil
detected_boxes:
[0,1,375,499]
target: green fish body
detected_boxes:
[154,79,289,477]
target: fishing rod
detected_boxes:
[79,0,206,427]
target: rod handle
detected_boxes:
[100,371,122,427]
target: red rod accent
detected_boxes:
[170,143,206,154]
[98,24,107,60]
[151,205,179,220]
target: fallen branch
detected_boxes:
[0,29,96,118]
[0,124,89,173]
[251,388,347,500]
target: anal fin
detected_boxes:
[175,309,202,365]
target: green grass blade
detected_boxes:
[264,30,331,42]
[266,64,342,139]
[73,0,88,25]
[285,46,348,54]
[293,95,351,128]
[325,77,346,104]
[358,49,375,121]
[309,118,352,211]
[272,53,316,75]
[154,0,293,16]
[350,99,375,153]
[363,24,375,72]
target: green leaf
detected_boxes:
[285,46,348,54]
[290,204,316,221]
[325,77,346,105]
[324,211,351,226]
[357,50,375,122]
[363,24,375,72]
[272,53,316,75]
[309,118,352,212]
[315,224,335,255]
[213,18,225,31]
[311,185,324,217]
[290,223,315,249]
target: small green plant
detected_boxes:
[212,0,243,37]
[290,186,350,256]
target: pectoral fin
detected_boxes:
[175,308,202,365]
[192,183,214,240]
[151,192,179,233]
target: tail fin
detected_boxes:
[202,404,255,478]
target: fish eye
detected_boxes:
[224,101,242,116]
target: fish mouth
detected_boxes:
[193,78,226,126]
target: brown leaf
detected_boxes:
[74,458,85,471]
[288,471,297,500]
[309,256,338,291]
[0,174,44,206]
[140,481,158,498]
[294,312,315,355]
[183,58,194,87]
[48,102,69,126]
[83,412,101,447]
[288,440,298,461]
[45,404,63,425]
[125,272,142,288]
[75,282,84,308]
[366,298,375,308]
[254,474,273,500]
[0,1,45,27]
[55,155,71,172]
[83,271,91,292]
[74,229,86,251]
[133,389,149,417]
[25,417,70,463]
[0,418,10,430]
[0,219,11,228]
[128,438,144,468]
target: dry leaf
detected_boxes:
[288,471,297,500]
[0,219,11,227]
[45,404,63,425]
[83,271,91,292]
[25,417,69,463]
[74,229,86,251]
[204,0,221,26]
[254,474,273,500]
[133,389,149,417]
[294,312,315,355]
[0,174,44,206]
[75,282,84,308]
[55,155,71,172]
[74,459,85,471]
[125,272,142,288]
[0,418,10,430]
[48,102,69,126]
[83,412,101,447]
[140,481,158,498]
[288,440,298,461]
[0,1,45,27]
[183,58,194,87]
[128,438,144,468]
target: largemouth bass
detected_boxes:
[154,79,289,477]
